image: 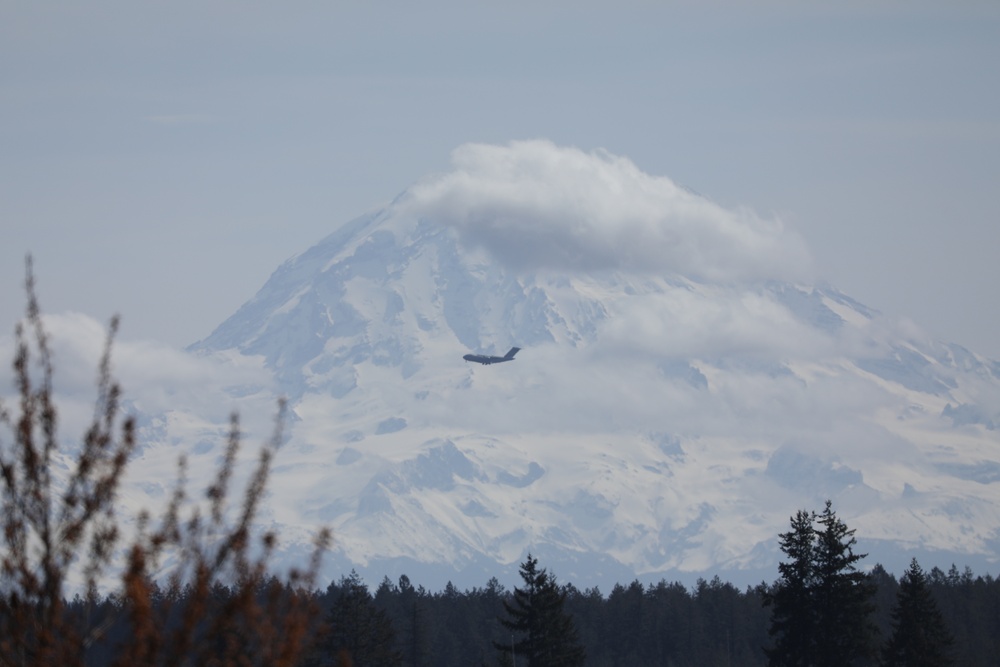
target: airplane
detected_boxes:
[463,347,521,365]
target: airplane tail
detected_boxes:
[504,346,521,360]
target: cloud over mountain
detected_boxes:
[407,140,813,283]
[0,312,277,444]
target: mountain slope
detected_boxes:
[172,141,1000,589]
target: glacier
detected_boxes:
[112,141,1000,591]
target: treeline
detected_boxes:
[62,557,1000,666]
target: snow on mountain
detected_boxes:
[140,140,1000,590]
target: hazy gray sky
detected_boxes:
[3,1,999,358]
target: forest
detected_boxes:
[60,553,1000,667]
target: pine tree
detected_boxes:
[764,502,877,667]
[813,500,878,665]
[765,509,817,667]
[495,554,585,667]
[882,559,954,667]
[317,571,402,667]
[385,574,430,667]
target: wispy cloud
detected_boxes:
[0,312,277,443]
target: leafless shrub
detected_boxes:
[0,258,329,667]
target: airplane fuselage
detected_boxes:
[463,347,521,365]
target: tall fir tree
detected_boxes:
[882,559,954,667]
[812,500,878,666]
[495,554,585,667]
[395,574,430,667]
[764,509,818,667]
[764,502,877,667]
[314,570,402,667]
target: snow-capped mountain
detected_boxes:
[165,141,1000,590]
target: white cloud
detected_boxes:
[406,140,814,283]
[0,312,278,445]
[599,286,837,361]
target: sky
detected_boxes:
[3,1,1000,358]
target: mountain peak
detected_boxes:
[174,141,1000,589]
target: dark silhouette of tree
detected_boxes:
[882,559,954,667]
[394,574,430,667]
[643,579,695,663]
[868,563,900,641]
[603,579,646,663]
[0,259,329,667]
[693,576,765,666]
[764,509,817,666]
[314,570,401,667]
[326,562,993,667]
[764,502,876,667]
[495,554,585,667]
[812,500,877,666]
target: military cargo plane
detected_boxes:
[463,347,521,365]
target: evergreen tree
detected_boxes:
[495,554,585,667]
[394,574,429,667]
[812,500,878,666]
[764,502,877,667]
[604,580,645,663]
[764,509,817,667]
[317,571,402,667]
[868,563,900,641]
[882,559,954,667]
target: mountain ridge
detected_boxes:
[165,142,1000,590]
